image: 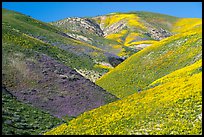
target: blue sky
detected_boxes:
[2,2,202,22]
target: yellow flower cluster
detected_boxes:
[94,64,113,71]
[104,14,147,46]
[103,13,146,29]
[172,18,202,33]
[124,32,140,46]
[106,30,128,44]
[45,59,202,135]
[96,24,202,98]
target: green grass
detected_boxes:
[2,91,63,135]
[134,11,179,31]
[106,11,179,33]
[61,29,122,55]
[96,25,202,98]
[2,26,96,71]
[3,9,202,135]
[45,59,202,135]
[2,8,110,74]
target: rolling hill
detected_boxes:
[2,9,118,121]
[51,11,180,58]
[2,8,202,135]
[2,9,126,82]
[45,59,202,135]
[96,21,202,98]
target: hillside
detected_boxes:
[2,87,62,135]
[2,52,118,118]
[96,21,202,98]
[2,9,126,82]
[93,11,178,53]
[2,9,118,119]
[2,8,202,135]
[45,59,202,135]
[51,11,180,59]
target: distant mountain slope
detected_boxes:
[2,87,62,135]
[96,23,202,98]
[2,9,118,118]
[51,16,137,59]
[51,11,180,59]
[53,11,201,62]
[2,9,124,82]
[92,12,178,52]
[94,11,177,37]
[51,17,104,37]
[51,12,201,67]
[45,59,202,135]
[172,18,202,33]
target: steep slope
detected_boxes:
[172,18,202,33]
[2,52,118,118]
[92,12,178,51]
[45,59,202,135]
[94,11,177,38]
[51,16,138,59]
[2,87,62,135]
[51,12,180,59]
[2,9,118,119]
[2,9,123,82]
[51,12,200,66]
[96,23,202,98]
[51,17,104,37]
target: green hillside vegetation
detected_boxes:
[2,9,111,75]
[51,17,138,58]
[96,23,202,98]
[2,7,119,121]
[2,8,202,135]
[59,29,126,55]
[105,11,179,31]
[51,11,181,59]
[134,11,179,31]
[2,90,62,135]
[45,59,202,135]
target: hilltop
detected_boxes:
[51,11,180,58]
[2,8,202,135]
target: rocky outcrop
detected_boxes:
[53,17,104,37]
[146,28,172,40]
[94,16,127,36]
[53,14,173,43]
[65,33,93,44]
[93,15,172,40]
[103,20,127,36]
